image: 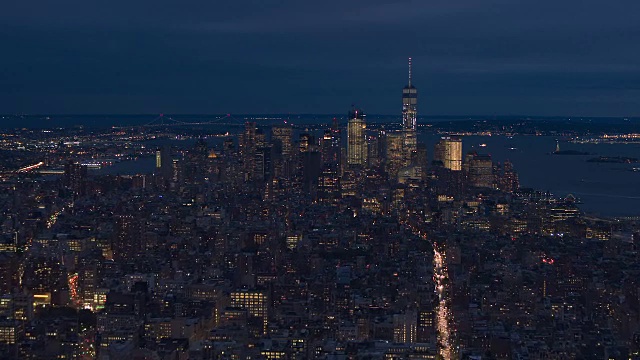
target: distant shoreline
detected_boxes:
[587,156,639,164]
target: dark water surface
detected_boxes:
[422,134,640,217]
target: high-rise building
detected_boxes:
[302,151,321,195]
[113,215,137,259]
[367,135,380,167]
[435,137,462,171]
[78,256,99,309]
[402,58,418,164]
[417,309,435,342]
[415,143,428,168]
[271,124,294,179]
[347,108,367,167]
[253,129,271,182]
[393,308,418,344]
[434,137,464,198]
[321,130,334,166]
[318,168,340,203]
[0,254,18,295]
[255,128,266,148]
[498,161,519,193]
[466,152,495,189]
[240,122,256,157]
[377,126,387,164]
[322,119,342,171]
[63,161,88,196]
[385,132,404,179]
[319,119,341,202]
[254,145,272,183]
[155,146,172,180]
[271,124,293,158]
[240,122,257,181]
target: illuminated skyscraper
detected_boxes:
[435,136,462,171]
[434,137,464,198]
[347,108,367,166]
[241,122,257,181]
[402,58,418,163]
[154,146,172,184]
[321,129,333,166]
[319,119,341,202]
[385,132,404,178]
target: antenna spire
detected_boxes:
[408,57,412,86]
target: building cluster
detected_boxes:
[0,61,639,360]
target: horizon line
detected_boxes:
[1,113,639,119]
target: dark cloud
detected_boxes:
[1,0,639,115]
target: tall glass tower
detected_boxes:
[347,108,367,167]
[435,136,462,171]
[402,58,418,162]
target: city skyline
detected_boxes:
[1,91,640,358]
[2,2,640,359]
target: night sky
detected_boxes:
[2,1,639,116]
